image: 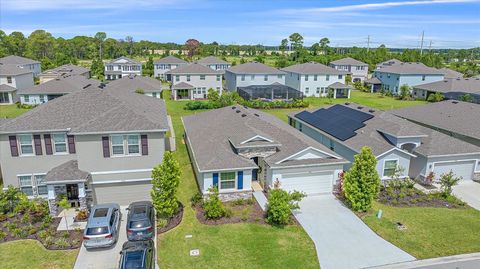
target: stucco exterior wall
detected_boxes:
[224,71,285,91]
[284,72,345,97]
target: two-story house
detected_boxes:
[281,62,351,98]
[373,62,444,94]
[197,56,231,72]
[0,55,42,77]
[0,63,34,104]
[0,87,169,216]
[224,61,286,91]
[154,55,188,80]
[329,57,368,82]
[17,75,101,105]
[167,63,223,100]
[39,64,91,84]
[105,56,142,80]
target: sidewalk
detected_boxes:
[370,252,480,269]
[57,208,87,231]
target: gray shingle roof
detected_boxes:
[281,62,348,75]
[438,68,463,79]
[17,76,101,95]
[365,77,382,84]
[330,57,367,66]
[0,87,169,134]
[0,84,17,93]
[197,56,229,65]
[166,63,222,75]
[45,160,90,183]
[226,62,285,75]
[106,75,162,93]
[172,82,194,89]
[106,56,141,65]
[0,63,33,76]
[376,59,403,69]
[375,62,444,75]
[0,55,40,65]
[328,82,352,89]
[40,64,90,77]
[413,78,480,95]
[154,55,188,64]
[183,106,345,172]
[392,100,480,140]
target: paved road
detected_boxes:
[453,181,480,210]
[371,253,480,269]
[293,195,415,269]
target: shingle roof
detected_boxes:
[17,76,101,95]
[154,55,188,64]
[413,78,480,95]
[197,56,229,65]
[375,62,444,75]
[183,106,345,172]
[281,62,349,75]
[0,55,40,65]
[166,63,222,75]
[438,67,463,79]
[376,59,403,68]
[106,56,141,65]
[330,57,367,66]
[0,84,17,93]
[106,75,162,93]
[392,100,480,140]
[45,160,90,183]
[0,87,169,134]
[365,77,382,84]
[40,64,90,77]
[172,82,194,89]
[328,82,352,89]
[226,62,285,75]
[0,63,33,76]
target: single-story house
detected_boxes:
[411,77,480,103]
[183,105,348,200]
[290,103,480,182]
[39,64,91,84]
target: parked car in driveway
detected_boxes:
[119,240,155,269]
[126,201,155,241]
[83,203,121,249]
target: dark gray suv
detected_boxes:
[118,240,155,269]
[126,201,154,241]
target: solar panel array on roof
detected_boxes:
[295,105,374,141]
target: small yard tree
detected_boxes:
[151,152,181,218]
[207,88,219,102]
[438,171,461,197]
[266,186,305,225]
[398,84,411,100]
[343,147,380,212]
[203,186,226,219]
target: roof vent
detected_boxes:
[254,113,260,117]
[99,83,106,89]
[345,102,350,105]
[243,105,248,109]
[452,101,458,104]
[456,78,461,80]
[241,114,247,117]
[236,110,241,113]
[232,106,236,109]
[82,84,92,89]
[357,106,363,109]
[368,109,375,113]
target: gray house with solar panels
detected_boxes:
[290,103,480,182]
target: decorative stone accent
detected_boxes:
[217,191,252,202]
[237,147,277,159]
[48,199,58,216]
[79,196,87,211]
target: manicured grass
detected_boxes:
[157,93,319,269]
[0,240,78,269]
[362,201,480,259]
[0,105,31,119]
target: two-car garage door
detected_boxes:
[92,181,152,205]
[433,161,475,181]
[280,171,333,195]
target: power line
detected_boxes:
[420,30,425,56]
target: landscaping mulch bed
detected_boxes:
[378,188,466,208]
[195,199,267,225]
[157,203,184,234]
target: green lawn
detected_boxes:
[157,94,319,269]
[362,201,480,259]
[0,105,31,119]
[0,240,78,269]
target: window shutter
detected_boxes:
[102,136,110,158]
[213,173,219,188]
[9,136,18,157]
[44,134,53,155]
[67,135,76,154]
[33,135,42,155]
[141,135,148,155]
[237,171,243,190]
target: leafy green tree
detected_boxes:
[0,186,27,214]
[345,74,352,85]
[427,92,444,102]
[26,30,56,60]
[143,56,154,77]
[207,88,220,102]
[5,31,26,56]
[343,147,380,212]
[90,58,105,80]
[439,171,461,197]
[203,187,226,219]
[266,187,305,225]
[151,152,181,218]
[279,38,289,54]
[288,33,304,50]
[319,37,330,55]
[398,84,411,100]
[94,32,107,59]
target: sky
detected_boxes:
[1,0,479,49]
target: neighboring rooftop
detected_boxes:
[413,77,480,95]
[376,59,403,68]
[392,100,480,141]
[0,84,17,93]
[328,82,352,89]
[154,55,188,64]
[172,82,194,90]
[330,57,367,66]
[197,56,229,65]
[0,55,40,65]
[375,62,444,75]
[166,62,223,75]
[438,67,463,79]
[226,61,285,75]
[0,63,33,76]
[40,64,90,77]
[281,62,349,75]
[106,74,162,93]
[106,56,141,65]
[17,75,101,95]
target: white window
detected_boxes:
[19,175,33,196]
[383,160,398,177]
[53,133,67,153]
[220,172,236,190]
[305,75,309,81]
[152,92,157,98]
[187,75,191,81]
[314,75,318,81]
[338,75,343,79]
[305,87,309,93]
[18,134,34,155]
[7,76,12,83]
[264,75,268,81]
[422,75,426,81]
[111,135,125,155]
[326,75,330,81]
[35,174,48,195]
[251,75,254,80]
[111,134,140,156]
[175,75,179,82]
[316,87,320,94]
[127,135,140,154]
[277,75,283,79]
[39,95,45,103]
[24,95,30,103]
[200,75,206,80]
[216,75,221,81]
[241,75,245,81]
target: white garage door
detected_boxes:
[280,171,333,195]
[93,181,152,205]
[434,161,475,181]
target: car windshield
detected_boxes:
[86,226,109,235]
[123,250,145,269]
[129,220,150,229]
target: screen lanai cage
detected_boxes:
[237,84,303,101]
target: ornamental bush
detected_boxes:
[438,170,461,197]
[203,187,226,219]
[151,151,181,218]
[266,188,305,225]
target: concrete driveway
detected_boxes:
[453,181,480,210]
[293,195,415,269]
[73,207,158,269]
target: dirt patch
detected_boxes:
[157,203,184,234]
[195,199,267,225]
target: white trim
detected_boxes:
[90,178,152,185]
[427,152,480,158]
[269,161,348,170]
[376,147,417,159]
[218,171,237,192]
[240,135,274,145]
[45,179,87,184]
[275,146,340,164]
[431,159,478,174]
[52,132,68,154]
[90,168,153,175]
[382,158,400,179]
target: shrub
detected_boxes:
[398,84,411,100]
[76,210,88,221]
[44,236,55,247]
[425,172,435,186]
[0,185,27,214]
[0,213,6,222]
[190,192,203,206]
[427,92,444,102]
[184,101,216,110]
[22,213,31,223]
[37,230,48,240]
[0,230,6,241]
[151,152,181,218]
[266,188,305,225]
[203,187,226,219]
[54,237,70,248]
[135,88,145,94]
[438,171,461,197]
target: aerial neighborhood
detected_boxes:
[1,15,480,269]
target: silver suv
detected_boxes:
[83,203,121,249]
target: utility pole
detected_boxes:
[367,35,370,53]
[428,40,433,53]
[420,31,425,56]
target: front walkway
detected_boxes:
[253,191,267,211]
[57,208,87,231]
[453,181,480,210]
[293,195,415,269]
